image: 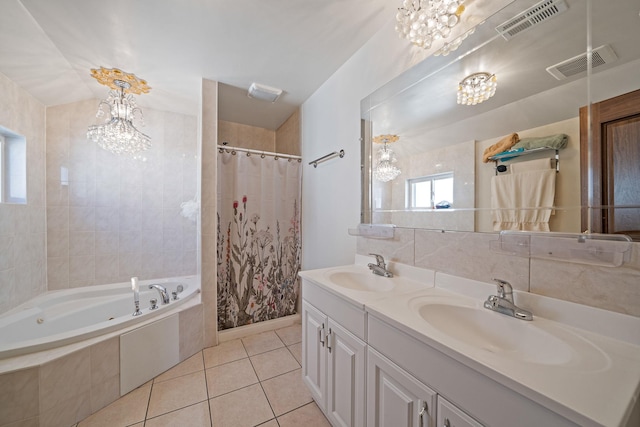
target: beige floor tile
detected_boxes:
[256,420,279,427]
[261,369,312,416]
[251,347,300,381]
[277,402,331,427]
[209,384,274,427]
[288,342,302,364]
[205,358,258,397]
[203,339,247,368]
[78,382,151,427]
[154,352,204,383]
[147,371,208,418]
[242,331,284,356]
[275,324,302,346]
[145,401,211,427]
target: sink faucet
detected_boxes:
[483,279,532,321]
[149,284,170,304]
[367,253,393,278]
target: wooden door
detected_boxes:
[580,89,640,240]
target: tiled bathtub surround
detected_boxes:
[0,72,47,313]
[358,230,640,316]
[74,324,329,427]
[45,99,198,289]
[0,303,204,427]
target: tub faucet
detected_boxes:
[367,253,393,278]
[483,279,532,321]
[149,284,170,304]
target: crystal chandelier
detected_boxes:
[87,67,151,156]
[373,135,401,182]
[395,0,466,49]
[457,72,497,105]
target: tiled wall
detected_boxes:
[218,108,301,156]
[45,99,198,289]
[0,72,47,314]
[357,230,640,317]
[275,109,301,156]
[218,120,275,152]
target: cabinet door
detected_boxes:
[367,348,437,427]
[302,300,328,409]
[327,319,367,427]
[437,396,484,427]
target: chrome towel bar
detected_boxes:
[309,149,345,168]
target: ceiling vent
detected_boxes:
[495,0,568,40]
[248,83,283,102]
[546,44,618,80]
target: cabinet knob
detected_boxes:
[327,328,332,353]
[319,323,325,347]
[444,418,451,427]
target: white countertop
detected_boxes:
[299,261,640,427]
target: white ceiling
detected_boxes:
[0,0,397,130]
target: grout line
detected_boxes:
[200,349,214,427]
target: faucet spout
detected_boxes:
[484,279,532,321]
[149,284,170,304]
[367,253,393,278]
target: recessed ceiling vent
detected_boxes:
[495,0,568,40]
[546,44,618,80]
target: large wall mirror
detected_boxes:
[361,0,640,239]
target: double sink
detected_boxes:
[323,266,606,369]
[301,257,640,426]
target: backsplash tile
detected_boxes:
[358,226,640,316]
[414,230,530,291]
[357,228,416,265]
[530,244,640,316]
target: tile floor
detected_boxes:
[75,324,331,427]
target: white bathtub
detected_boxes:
[0,276,200,359]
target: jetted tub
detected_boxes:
[0,276,200,359]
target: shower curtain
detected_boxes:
[216,150,302,330]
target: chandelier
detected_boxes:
[395,0,465,49]
[87,67,151,156]
[373,134,401,182]
[457,72,497,105]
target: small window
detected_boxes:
[0,127,27,204]
[407,172,454,209]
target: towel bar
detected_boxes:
[309,149,345,168]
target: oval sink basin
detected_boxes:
[326,271,394,292]
[414,302,608,370]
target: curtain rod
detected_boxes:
[217,144,302,161]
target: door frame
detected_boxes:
[579,88,640,233]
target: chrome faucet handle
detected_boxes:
[493,278,513,301]
[368,253,386,267]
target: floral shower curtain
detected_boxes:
[216,150,302,330]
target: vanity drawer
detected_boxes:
[302,279,367,340]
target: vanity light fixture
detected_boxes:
[395,0,466,49]
[373,134,401,182]
[457,72,497,105]
[87,67,151,156]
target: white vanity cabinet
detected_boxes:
[437,396,483,427]
[367,347,437,427]
[302,280,367,427]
